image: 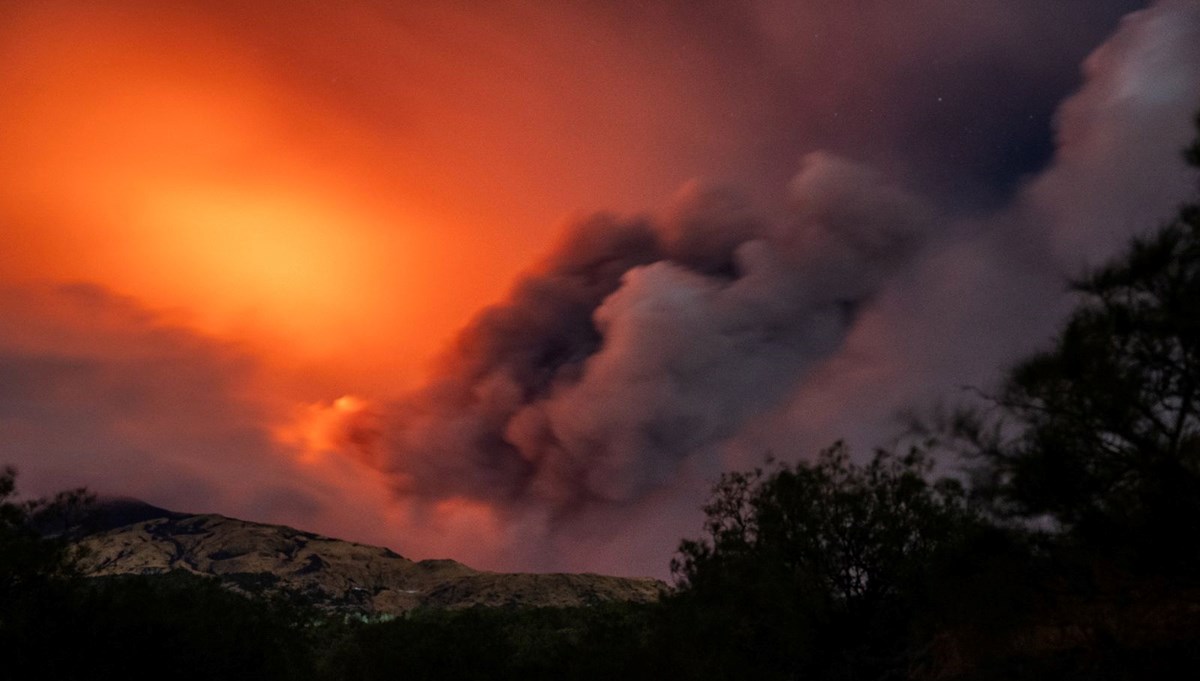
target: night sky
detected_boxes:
[2,0,1199,578]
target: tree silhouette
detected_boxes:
[972,119,1200,569]
[0,467,89,602]
[668,444,977,680]
[666,116,1200,679]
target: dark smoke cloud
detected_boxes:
[381,153,933,513]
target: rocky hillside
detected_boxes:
[73,503,663,617]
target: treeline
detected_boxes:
[4,118,1200,680]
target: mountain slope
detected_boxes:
[74,508,663,616]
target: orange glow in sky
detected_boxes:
[0,1,733,396]
[0,4,440,387]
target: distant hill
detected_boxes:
[72,505,663,616]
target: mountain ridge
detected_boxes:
[73,503,664,616]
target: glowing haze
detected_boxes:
[2,0,1198,576]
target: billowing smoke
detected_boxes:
[377,153,932,514]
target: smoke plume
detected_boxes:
[379,154,932,515]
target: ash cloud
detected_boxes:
[381,154,933,513]
[1026,0,1200,270]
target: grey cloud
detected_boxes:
[382,153,933,513]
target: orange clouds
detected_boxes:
[275,395,382,467]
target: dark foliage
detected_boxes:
[663,445,983,680]
[956,120,1200,573]
[319,603,657,681]
[0,466,90,596]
